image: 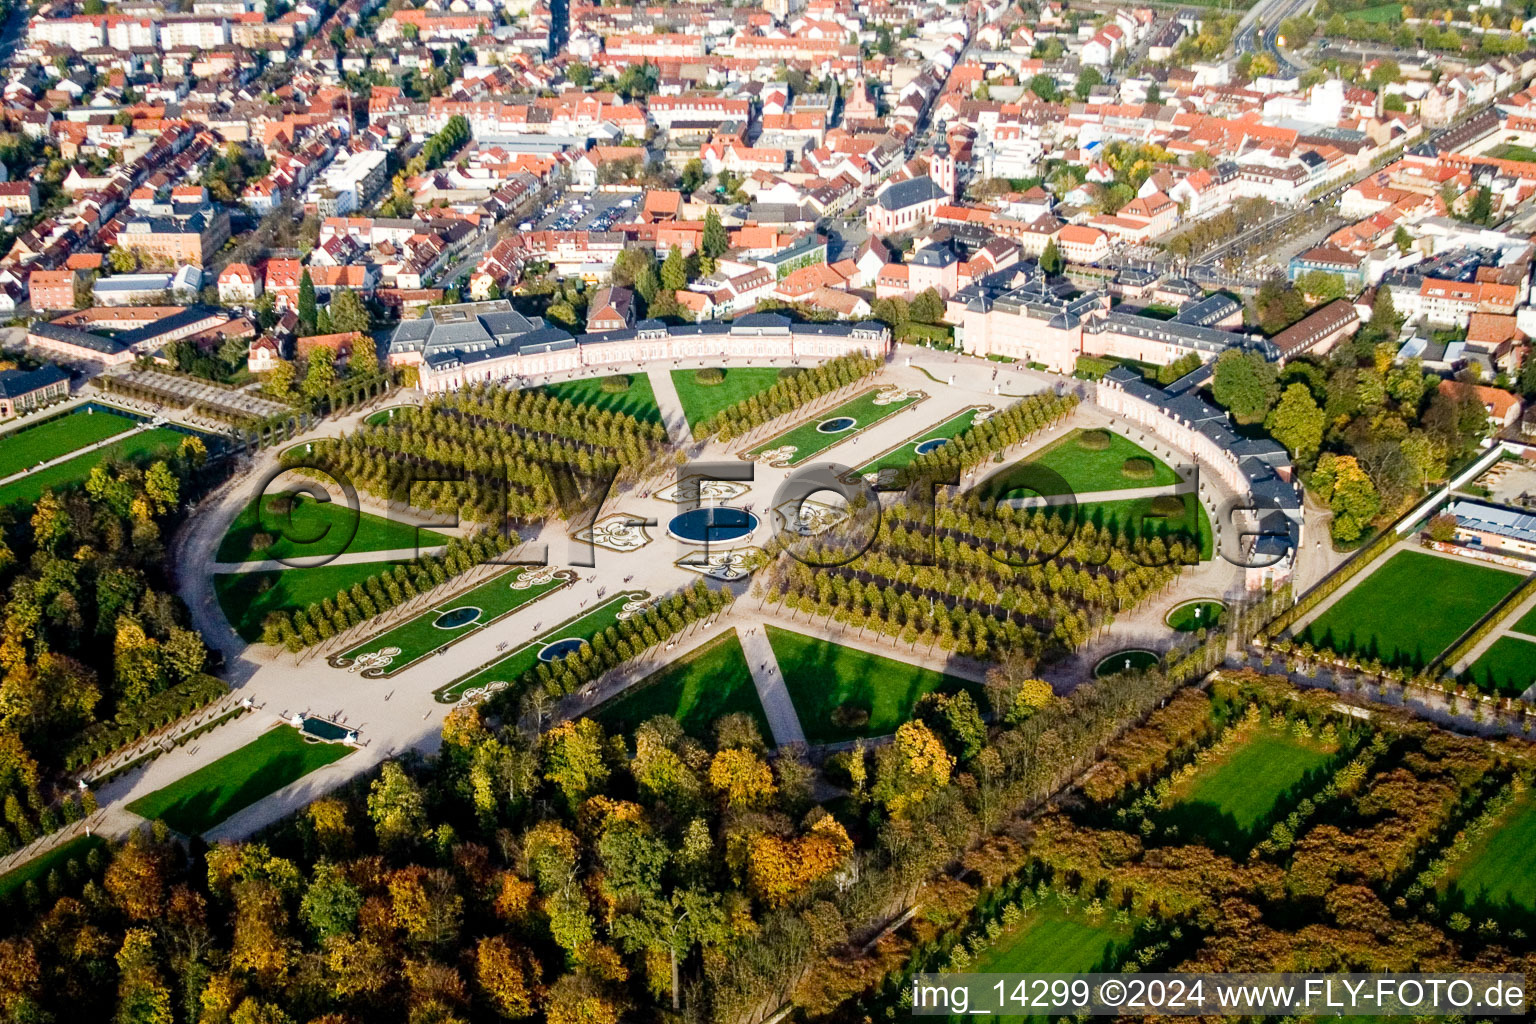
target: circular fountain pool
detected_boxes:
[667,506,759,543]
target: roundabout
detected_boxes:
[668,506,759,544]
[817,416,857,433]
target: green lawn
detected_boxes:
[766,625,977,743]
[542,374,661,424]
[0,426,188,507]
[336,567,568,675]
[1093,649,1159,678]
[1492,143,1536,164]
[671,367,783,435]
[1343,2,1402,21]
[1513,603,1536,636]
[436,590,650,702]
[364,405,418,426]
[0,834,106,900]
[1298,550,1523,669]
[127,726,351,835]
[591,629,770,739]
[746,388,920,467]
[217,492,451,562]
[1000,429,1179,497]
[856,408,980,480]
[968,902,1134,1020]
[1165,599,1225,632]
[1160,725,1336,852]
[1442,791,1536,914]
[214,562,397,642]
[1043,493,1213,559]
[0,407,139,478]
[1461,636,1536,698]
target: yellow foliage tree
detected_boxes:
[476,936,542,1018]
[707,748,776,810]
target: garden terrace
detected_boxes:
[879,391,1079,485]
[540,373,662,424]
[766,625,980,743]
[450,580,731,710]
[332,566,571,676]
[589,629,770,739]
[126,725,352,836]
[856,407,983,484]
[0,405,139,478]
[0,424,193,508]
[695,352,881,441]
[1436,787,1536,921]
[998,427,1180,497]
[744,386,921,466]
[670,366,784,436]
[1296,550,1524,669]
[216,491,452,562]
[217,533,512,647]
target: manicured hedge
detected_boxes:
[67,673,230,771]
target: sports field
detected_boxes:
[671,367,783,434]
[766,625,977,743]
[336,567,568,675]
[436,590,649,702]
[856,408,980,480]
[1001,429,1178,496]
[1442,791,1536,913]
[591,629,770,738]
[542,374,662,423]
[215,562,395,642]
[126,726,351,835]
[0,407,138,478]
[1160,725,1336,852]
[217,492,451,562]
[746,388,919,466]
[0,425,188,507]
[1461,636,1536,697]
[0,834,106,900]
[1298,550,1523,668]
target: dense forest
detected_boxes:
[0,586,1270,1024]
[0,433,218,855]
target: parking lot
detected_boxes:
[532,191,641,232]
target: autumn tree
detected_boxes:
[368,761,427,849]
[476,936,542,1018]
[543,719,609,811]
[707,747,775,810]
[1312,452,1381,543]
[872,721,954,816]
